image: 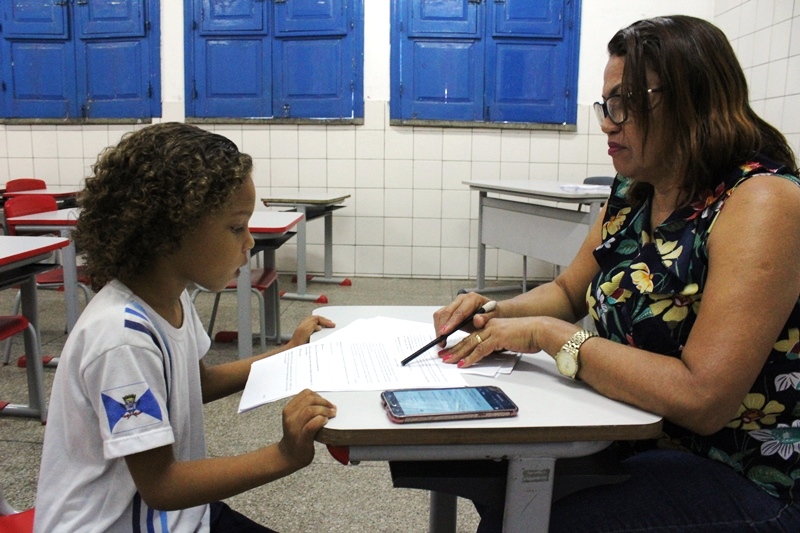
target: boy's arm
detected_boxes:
[124,389,335,510]
[199,315,334,403]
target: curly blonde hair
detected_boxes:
[74,122,253,291]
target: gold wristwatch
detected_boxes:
[555,330,598,380]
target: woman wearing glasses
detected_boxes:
[431,15,800,531]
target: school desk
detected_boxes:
[236,211,304,358]
[0,236,69,420]
[262,191,351,303]
[463,179,609,293]
[310,305,662,533]
[5,207,81,332]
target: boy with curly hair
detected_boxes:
[34,122,336,533]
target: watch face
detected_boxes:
[556,350,577,377]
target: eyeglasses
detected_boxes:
[593,88,663,126]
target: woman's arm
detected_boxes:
[573,175,800,434]
[443,176,800,435]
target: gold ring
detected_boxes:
[475,334,483,344]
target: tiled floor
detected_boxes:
[0,275,523,532]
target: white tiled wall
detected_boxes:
[1,1,790,282]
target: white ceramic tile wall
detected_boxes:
[1,1,790,282]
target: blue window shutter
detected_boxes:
[486,0,575,123]
[75,0,152,119]
[392,0,580,126]
[1,1,76,118]
[396,0,482,121]
[188,0,360,119]
[190,0,271,117]
[0,0,158,120]
[273,0,355,119]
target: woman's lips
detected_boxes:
[608,142,623,156]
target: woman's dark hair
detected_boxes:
[74,122,253,290]
[608,15,797,205]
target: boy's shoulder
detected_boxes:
[66,280,166,362]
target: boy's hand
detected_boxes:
[288,315,335,347]
[278,389,337,471]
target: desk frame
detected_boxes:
[263,193,351,303]
[0,236,70,421]
[7,208,81,333]
[464,180,608,294]
[312,306,662,533]
[236,212,303,358]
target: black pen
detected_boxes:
[401,300,497,366]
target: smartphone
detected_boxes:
[381,386,518,424]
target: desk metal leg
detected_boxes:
[503,456,556,533]
[237,253,253,359]
[61,232,79,333]
[461,191,522,295]
[429,492,457,533]
[281,206,326,303]
[7,276,47,420]
[282,205,351,303]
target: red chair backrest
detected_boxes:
[3,195,58,235]
[5,178,46,192]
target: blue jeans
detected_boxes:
[548,449,800,532]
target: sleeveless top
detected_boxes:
[589,157,800,501]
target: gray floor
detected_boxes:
[0,275,523,532]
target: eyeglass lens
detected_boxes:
[593,96,624,126]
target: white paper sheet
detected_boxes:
[238,316,520,412]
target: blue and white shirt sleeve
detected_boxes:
[84,311,175,460]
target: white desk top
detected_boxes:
[0,236,69,270]
[3,187,78,198]
[7,207,80,227]
[248,211,303,233]
[312,306,662,447]
[464,179,611,202]
[262,189,351,206]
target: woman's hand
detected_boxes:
[433,292,497,346]
[287,315,335,348]
[438,316,558,368]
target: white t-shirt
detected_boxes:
[34,280,212,533]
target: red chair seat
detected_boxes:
[224,268,278,291]
[0,317,29,341]
[0,507,35,532]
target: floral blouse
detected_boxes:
[589,157,800,501]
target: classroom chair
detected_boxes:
[0,484,35,533]
[191,267,281,352]
[0,315,47,424]
[2,195,92,365]
[4,178,46,193]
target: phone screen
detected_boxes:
[382,386,518,423]
[393,387,494,414]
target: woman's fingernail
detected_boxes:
[439,325,448,334]
[457,360,465,368]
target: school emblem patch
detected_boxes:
[101,381,163,433]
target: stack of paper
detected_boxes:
[238,317,520,413]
